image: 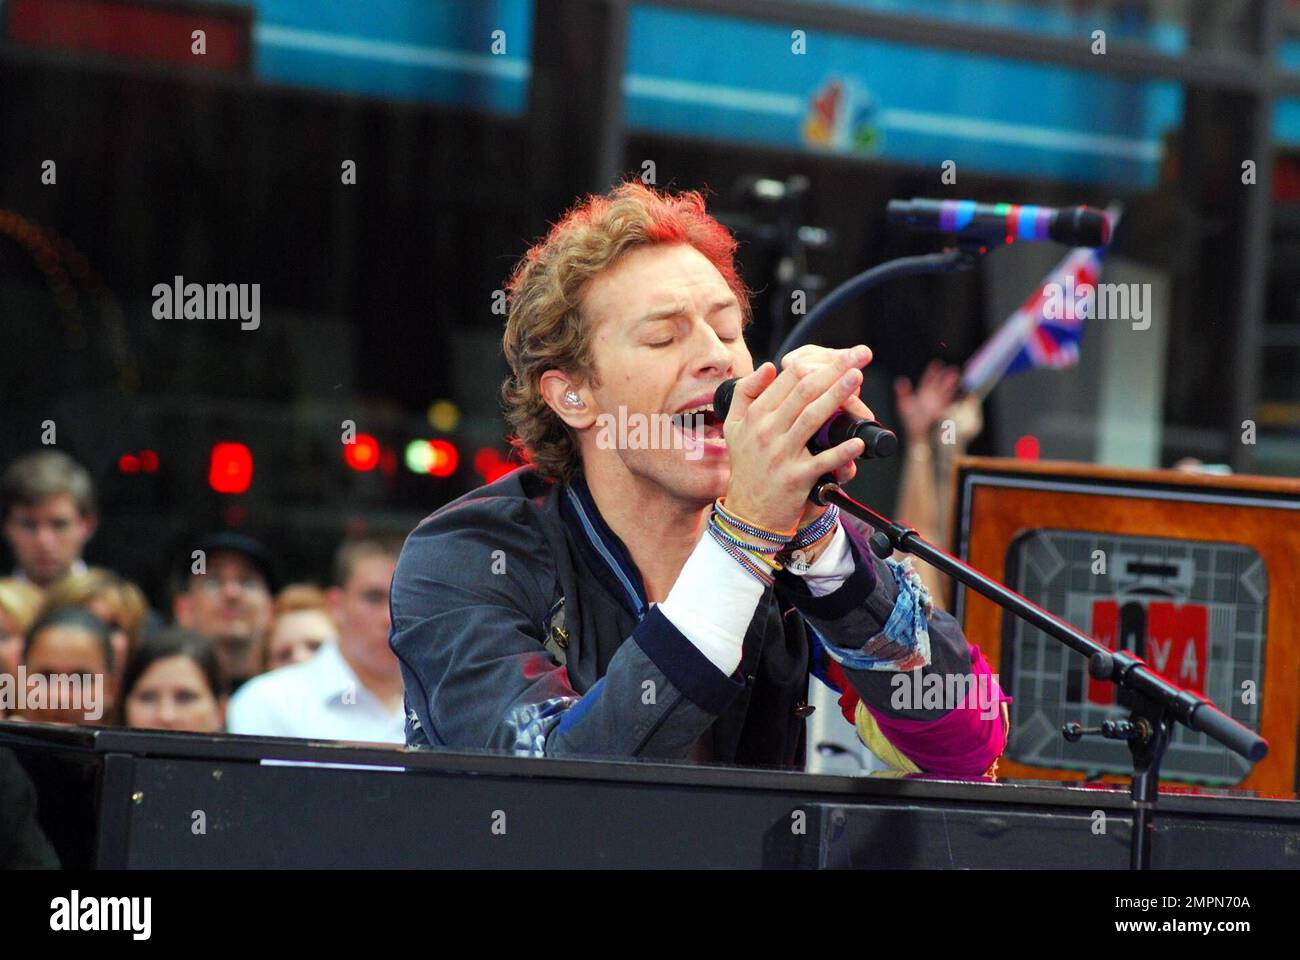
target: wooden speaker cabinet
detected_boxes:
[949,457,1300,795]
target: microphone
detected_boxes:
[886,198,1111,248]
[712,378,898,460]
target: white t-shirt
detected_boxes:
[226,642,405,744]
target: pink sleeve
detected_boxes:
[863,642,1011,777]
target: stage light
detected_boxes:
[209,442,253,494]
[1014,434,1041,461]
[405,439,434,474]
[474,447,515,483]
[119,449,159,474]
[343,433,380,472]
[427,399,461,432]
[428,439,459,477]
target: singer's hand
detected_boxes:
[780,344,876,489]
[722,345,873,536]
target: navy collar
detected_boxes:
[559,475,649,621]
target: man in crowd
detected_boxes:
[1,451,98,589]
[226,536,404,743]
[172,532,276,692]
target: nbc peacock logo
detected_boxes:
[801,77,882,155]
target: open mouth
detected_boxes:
[670,403,726,445]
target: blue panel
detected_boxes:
[784,0,1186,52]
[202,1,1195,187]
[1278,41,1300,145]
[209,0,532,113]
[625,7,1180,188]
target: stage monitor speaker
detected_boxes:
[950,457,1300,795]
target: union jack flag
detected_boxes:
[961,243,1107,396]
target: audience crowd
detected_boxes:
[0,449,408,744]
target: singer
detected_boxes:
[390,181,1008,774]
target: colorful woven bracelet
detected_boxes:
[788,504,840,550]
[707,524,776,586]
[713,498,796,544]
[709,514,784,572]
[711,514,784,554]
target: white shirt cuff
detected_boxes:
[790,522,854,597]
[656,532,765,676]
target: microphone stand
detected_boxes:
[807,480,1270,870]
[775,243,985,361]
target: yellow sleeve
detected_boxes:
[854,700,1011,777]
[853,699,922,773]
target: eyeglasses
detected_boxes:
[196,575,268,595]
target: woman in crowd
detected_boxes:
[263,583,338,672]
[18,606,115,725]
[39,568,151,695]
[118,628,225,734]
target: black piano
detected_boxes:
[3,720,1296,869]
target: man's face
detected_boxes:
[175,552,272,681]
[330,554,396,677]
[3,494,96,587]
[573,243,752,504]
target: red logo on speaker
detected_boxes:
[1088,599,1208,704]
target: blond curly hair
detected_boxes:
[501,180,751,483]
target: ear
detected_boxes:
[80,512,98,545]
[327,585,345,621]
[539,370,598,430]
[173,593,194,628]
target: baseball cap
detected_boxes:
[181,531,280,594]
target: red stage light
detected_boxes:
[427,439,459,477]
[344,433,380,472]
[474,447,515,483]
[473,448,497,476]
[118,453,139,474]
[1014,434,1041,461]
[139,449,159,472]
[209,442,253,494]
